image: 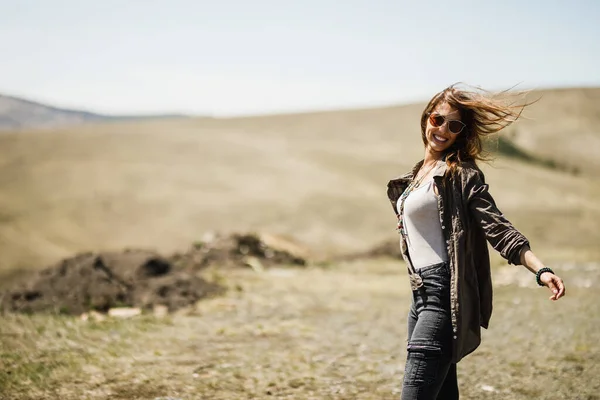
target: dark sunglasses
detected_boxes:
[428,113,466,135]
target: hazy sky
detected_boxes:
[1,0,598,116]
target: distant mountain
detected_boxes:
[0,93,189,130]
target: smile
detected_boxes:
[434,134,448,143]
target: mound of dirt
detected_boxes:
[0,232,309,315]
[170,232,308,270]
[1,250,225,315]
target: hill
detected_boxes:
[0,93,189,130]
[497,87,600,173]
[0,87,599,272]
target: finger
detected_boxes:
[556,278,566,299]
[546,279,558,295]
[545,279,558,300]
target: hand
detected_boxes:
[539,272,566,301]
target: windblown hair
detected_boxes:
[421,83,536,173]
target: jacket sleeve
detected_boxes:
[464,168,530,265]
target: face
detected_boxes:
[425,102,462,154]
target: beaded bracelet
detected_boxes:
[535,267,554,287]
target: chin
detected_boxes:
[428,143,450,154]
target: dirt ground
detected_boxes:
[1,258,599,400]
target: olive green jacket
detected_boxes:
[387,159,530,362]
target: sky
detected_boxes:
[1,0,599,116]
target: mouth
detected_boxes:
[433,134,448,143]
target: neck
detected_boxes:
[423,147,444,167]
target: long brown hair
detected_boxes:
[420,83,536,173]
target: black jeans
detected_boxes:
[402,262,459,400]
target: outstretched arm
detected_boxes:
[464,167,566,301]
[519,245,566,301]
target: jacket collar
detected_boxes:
[388,158,448,187]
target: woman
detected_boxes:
[386,84,566,399]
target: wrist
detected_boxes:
[535,267,554,286]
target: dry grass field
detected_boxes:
[1,261,599,399]
[1,87,599,399]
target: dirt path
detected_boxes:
[1,260,599,400]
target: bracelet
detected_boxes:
[535,267,554,286]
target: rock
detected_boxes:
[108,307,142,319]
[153,304,169,318]
[480,384,497,392]
[244,256,264,272]
[80,311,107,322]
[89,310,107,321]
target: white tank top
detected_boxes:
[397,179,449,269]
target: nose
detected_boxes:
[439,121,450,135]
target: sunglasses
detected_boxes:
[428,113,466,135]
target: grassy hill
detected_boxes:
[496,87,600,173]
[0,87,599,272]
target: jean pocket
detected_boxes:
[419,263,448,278]
[422,275,450,295]
[405,342,443,385]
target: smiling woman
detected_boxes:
[387,83,566,399]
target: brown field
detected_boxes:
[1,87,599,399]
